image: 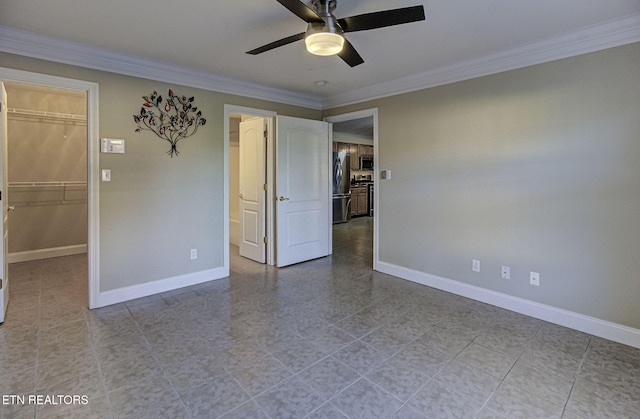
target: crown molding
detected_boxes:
[2,14,639,111]
[322,14,640,109]
[0,25,323,110]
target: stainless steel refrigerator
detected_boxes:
[332,151,351,224]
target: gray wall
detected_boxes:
[325,42,640,329]
[1,51,320,293]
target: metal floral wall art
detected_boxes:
[133,89,206,157]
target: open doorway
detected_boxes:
[3,81,88,321]
[226,106,276,271]
[0,68,99,318]
[325,109,379,270]
[225,105,332,272]
[230,113,270,265]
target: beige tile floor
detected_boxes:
[1,217,639,418]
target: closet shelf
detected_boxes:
[8,108,86,124]
[8,182,87,207]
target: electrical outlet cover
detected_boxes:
[472,260,480,272]
[530,271,540,286]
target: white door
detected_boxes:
[239,118,266,263]
[0,82,9,323]
[276,116,330,267]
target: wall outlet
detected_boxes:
[190,249,197,260]
[530,271,540,286]
[501,265,510,280]
[472,259,480,272]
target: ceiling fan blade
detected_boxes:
[276,0,324,24]
[246,32,305,55]
[338,5,425,33]
[338,39,364,67]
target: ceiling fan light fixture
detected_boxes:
[305,32,344,56]
[247,0,425,67]
[304,0,344,56]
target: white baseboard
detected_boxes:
[8,244,87,263]
[377,261,640,349]
[95,267,228,308]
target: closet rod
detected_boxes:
[9,181,87,188]
[10,199,87,208]
[8,108,87,123]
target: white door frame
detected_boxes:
[324,108,379,270]
[224,105,276,270]
[0,67,100,309]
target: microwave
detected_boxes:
[360,156,374,170]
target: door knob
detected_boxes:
[278,196,289,201]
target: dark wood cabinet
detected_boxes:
[350,186,368,216]
[337,142,349,153]
[348,143,359,171]
[358,144,373,157]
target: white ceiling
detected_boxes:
[1,0,639,109]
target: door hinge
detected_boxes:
[0,279,3,289]
[263,184,268,191]
[264,129,268,140]
[263,236,268,244]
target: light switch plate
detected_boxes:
[381,169,391,180]
[101,138,125,153]
[101,169,111,182]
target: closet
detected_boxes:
[5,82,87,262]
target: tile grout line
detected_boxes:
[127,302,195,419]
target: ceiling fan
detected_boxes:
[247,0,425,67]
